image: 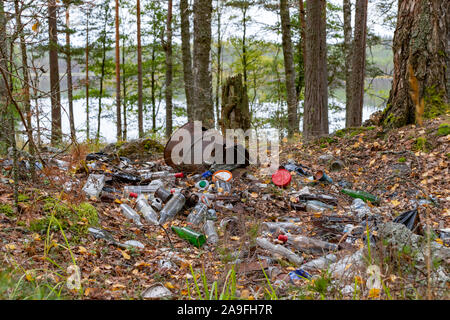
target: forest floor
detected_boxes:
[0,116,449,300]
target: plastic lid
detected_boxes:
[278,234,288,243]
[129,192,138,198]
[198,180,207,188]
[272,169,292,187]
[175,172,184,178]
[212,170,232,182]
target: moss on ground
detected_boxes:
[436,123,450,136]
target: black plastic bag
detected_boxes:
[393,209,419,231]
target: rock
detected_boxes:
[377,222,450,293]
[329,159,345,171]
[142,284,172,299]
[318,154,334,164]
[390,163,411,177]
[124,240,145,249]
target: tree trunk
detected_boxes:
[165,0,173,139]
[303,0,328,140]
[14,0,36,180]
[215,0,223,129]
[48,0,62,145]
[347,0,368,128]
[96,3,110,143]
[115,0,122,142]
[85,10,90,141]
[0,0,10,152]
[343,0,353,123]
[151,41,156,133]
[220,74,251,134]
[193,0,214,128]
[65,4,76,142]
[298,0,307,65]
[180,0,195,122]
[137,0,144,137]
[280,0,298,138]
[122,38,127,141]
[380,0,449,128]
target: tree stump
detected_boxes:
[220,74,251,134]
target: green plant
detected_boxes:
[436,123,450,136]
[186,264,238,300]
[0,204,14,217]
[398,157,406,163]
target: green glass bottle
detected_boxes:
[341,189,380,204]
[171,226,206,248]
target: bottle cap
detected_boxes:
[175,172,184,178]
[201,170,213,178]
[129,192,138,198]
[278,234,288,243]
[198,180,207,188]
[272,168,292,187]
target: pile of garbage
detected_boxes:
[76,146,449,297]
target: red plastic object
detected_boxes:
[272,169,292,187]
[129,192,138,198]
[278,234,288,243]
[175,172,184,178]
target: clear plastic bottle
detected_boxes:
[187,202,208,225]
[256,238,303,266]
[287,235,338,253]
[151,197,163,211]
[141,171,184,180]
[82,174,105,198]
[120,204,143,227]
[136,195,159,225]
[305,200,334,212]
[203,220,219,244]
[158,192,186,225]
[155,186,173,203]
[215,180,231,195]
[123,179,165,196]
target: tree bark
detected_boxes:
[280,0,298,138]
[14,0,36,180]
[380,0,449,128]
[0,0,10,152]
[343,0,353,124]
[347,0,368,127]
[215,0,223,129]
[220,74,251,134]
[96,3,110,143]
[48,0,62,145]
[122,37,127,141]
[303,0,328,140]
[137,0,144,138]
[180,0,195,122]
[115,0,122,142]
[193,0,214,128]
[65,3,76,142]
[85,9,90,141]
[165,0,173,139]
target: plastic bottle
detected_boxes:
[341,189,380,204]
[155,186,173,203]
[203,220,219,244]
[306,200,334,212]
[256,238,303,266]
[186,200,209,225]
[261,222,303,236]
[136,195,159,225]
[158,192,186,225]
[215,180,231,195]
[300,254,337,271]
[287,235,338,253]
[171,226,206,248]
[120,204,144,227]
[82,174,106,198]
[141,171,184,181]
[195,180,210,190]
[151,197,163,211]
